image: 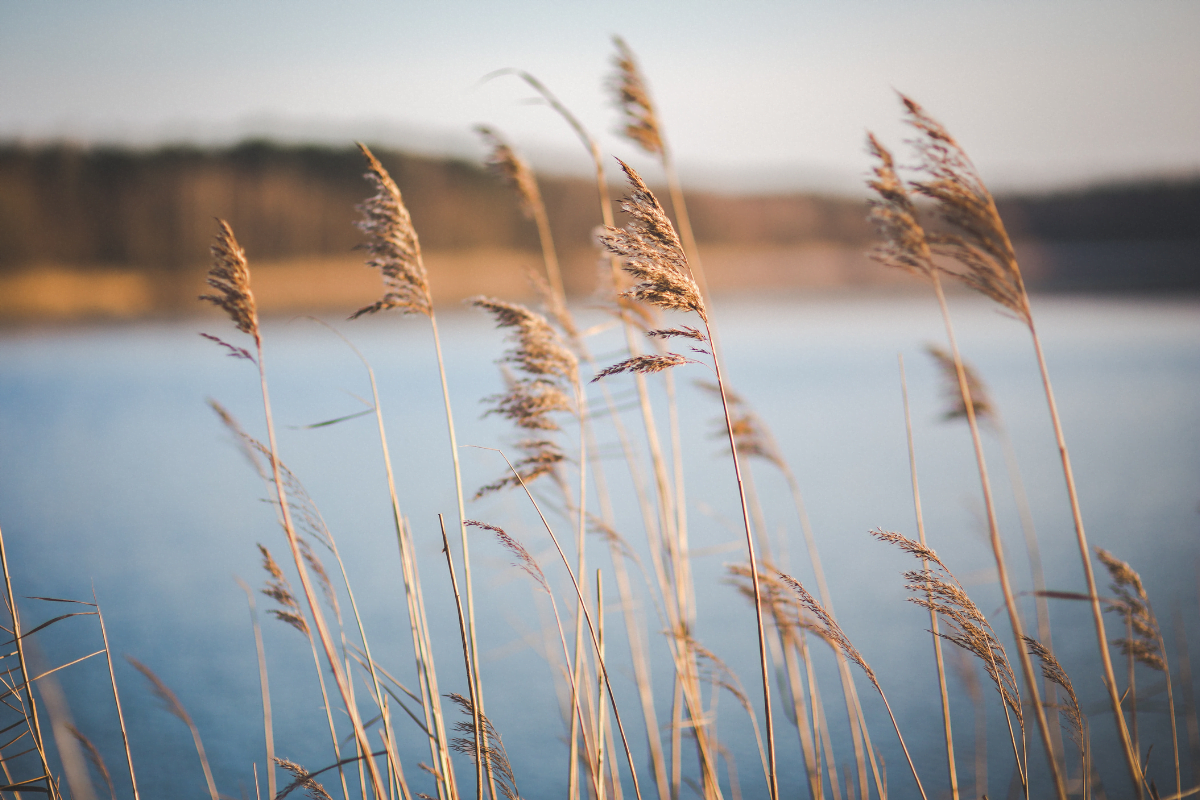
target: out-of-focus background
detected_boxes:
[2,3,1199,800]
[1,0,1198,321]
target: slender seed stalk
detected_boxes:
[898,355,959,800]
[702,317,778,800]
[441,517,484,800]
[236,578,276,800]
[94,594,140,800]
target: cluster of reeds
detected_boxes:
[4,36,1197,800]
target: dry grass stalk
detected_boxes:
[924,344,1065,765]
[351,149,486,800]
[897,95,1141,795]
[204,222,385,800]
[898,354,960,800]
[93,595,140,800]
[440,517,485,800]
[127,657,218,800]
[597,162,778,800]
[778,571,929,800]
[236,576,277,800]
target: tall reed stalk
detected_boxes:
[593,161,777,800]
[894,94,1143,796]
[201,219,385,799]
[866,130,1064,799]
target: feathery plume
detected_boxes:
[925,344,995,423]
[872,530,1022,721]
[472,298,577,383]
[258,544,309,636]
[608,36,663,156]
[899,95,1031,324]
[1024,637,1084,748]
[476,126,543,221]
[778,571,879,693]
[599,160,705,320]
[592,353,694,382]
[275,757,334,800]
[201,219,259,340]
[865,133,935,278]
[465,520,549,595]
[1096,548,1167,671]
[448,693,522,800]
[352,143,432,318]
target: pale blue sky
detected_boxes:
[2,0,1198,192]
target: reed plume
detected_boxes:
[258,544,309,635]
[608,37,663,156]
[127,657,218,800]
[201,219,259,339]
[599,160,705,320]
[449,693,522,800]
[1023,637,1084,751]
[277,757,335,800]
[925,344,994,422]
[352,143,432,318]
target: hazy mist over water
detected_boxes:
[1,294,1197,798]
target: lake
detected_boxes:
[1,292,1197,800]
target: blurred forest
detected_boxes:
[1,141,1197,321]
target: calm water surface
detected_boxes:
[1,293,1197,799]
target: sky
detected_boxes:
[2,0,1199,194]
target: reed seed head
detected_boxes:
[276,757,334,800]
[865,133,935,278]
[1024,636,1084,748]
[476,126,543,221]
[925,344,995,423]
[599,160,705,320]
[466,520,549,596]
[353,143,432,318]
[592,353,694,383]
[201,219,259,341]
[899,94,1031,325]
[778,570,880,693]
[608,36,663,156]
[448,693,522,800]
[1096,548,1166,671]
[474,439,566,499]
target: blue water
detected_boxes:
[1,293,1197,799]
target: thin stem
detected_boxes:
[476,447,645,800]
[1027,318,1142,796]
[235,578,276,800]
[94,593,139,800]
[255,339,385,799]
[898,354,959,800]
[429,311,496,800]
[702,318,778,800]
[930,274,1063,799]
[440,516,484,800]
